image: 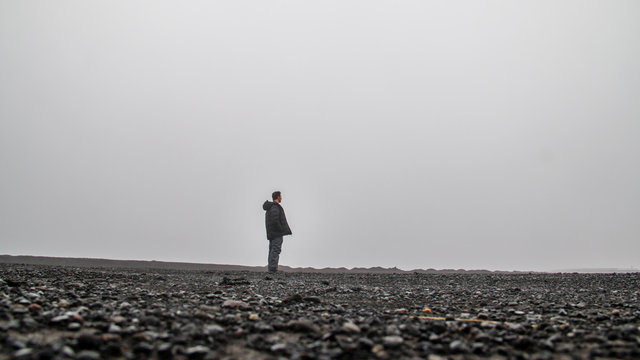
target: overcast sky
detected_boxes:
[1,1,639,271]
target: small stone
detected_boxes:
[450,340,466,351]
[77,332,103,349]
[13,348,33,358]
[68,322,82,331]
[385,325,400,336]
[342,321,361,334]
[186,345,210,356]
[220,277,250,286]
[303,296,322,303]
[283,294,303,304]
[199,305,219,312]
[119,301,131,309]
[394,308,408,313]
[28,303,42,311]
[10,304,28,314]
[110,315,127,323]
[58,299,70,307]
[248,313,260,321]
[359,337,374,348]
[204,324,224,335]
[132,332,152,342]
[133,342,154,354]
[222,299,250,309]
[287,318,319,333]
[472,342,484,351]
[108,323,122,333]
[157,342,172,355]
[76,350,101,360]
[51,315,70,323]
[382,335,404,347]
[270,343,287,352]
[254,322,274,332]
[25,292,40,299]
[61,346,75,357]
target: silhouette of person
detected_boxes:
[262,191,292,272]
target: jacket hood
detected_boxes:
[263,200,275,211]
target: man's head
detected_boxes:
[272,191,282,203]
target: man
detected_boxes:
[262,191,292,272]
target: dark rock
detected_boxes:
[283,294,303,304]
[287,318,319,333]
[382,335,403,347]
[222,300,250,309]
[185,345,210,358]
[76,350,100,360]
[76,332,103,350]
[13,348,33,358]
[220,277,250,286]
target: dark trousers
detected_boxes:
[268,237,283,272]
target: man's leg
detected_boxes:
[268,237,283,272]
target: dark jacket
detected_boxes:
[263,200,292,240]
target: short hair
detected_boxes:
[272,191,281,201]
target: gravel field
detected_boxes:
[1,264,639,359]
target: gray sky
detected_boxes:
[1,1,639,271]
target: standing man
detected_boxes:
[262,191,292,272]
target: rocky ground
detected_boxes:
[1,264,639,359]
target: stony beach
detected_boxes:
[1,263,639,359]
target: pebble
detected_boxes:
[13,348,33,358]
[287,318,319,333]
[10,304,28,314]
[108,323,122,333]
[185,345,210,356]
[51,315,69,323]
[222,299,250,309]
[61,346,75,357]
[382,335,404,347]
[342,321,361,334]
[76,350,101,360]
[204,324,224,335]
[450,339,467,351]
[270,343,287,352]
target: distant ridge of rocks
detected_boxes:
[0,254,553,274]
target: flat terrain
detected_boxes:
[1,264,639,359]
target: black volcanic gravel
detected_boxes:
[1,264,639,359]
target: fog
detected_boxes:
[1,1,639,271]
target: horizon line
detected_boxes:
[1,254,638,274]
